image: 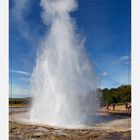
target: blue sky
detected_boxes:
[9,0,131,98]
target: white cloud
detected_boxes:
[120,55,131,65]
[108,55,131,66]
[120,55,129,60]
[19,77,30,82]
[101,72,108,76]
[10,70,31,76]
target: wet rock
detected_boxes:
[34,127,48,132]
[32,132,44,138]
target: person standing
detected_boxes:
[106,103,110,111]
[125,102,128,111]
[112,102,115,111]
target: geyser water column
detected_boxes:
[30,0,100,128]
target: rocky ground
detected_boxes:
[9,121,131,140]
[9,110,131,140]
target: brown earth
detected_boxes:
[9,121,131,140]
[9,104,131,140]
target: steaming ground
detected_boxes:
[11,111,131,130]
[30,0,100,127]
[10,106,131,139]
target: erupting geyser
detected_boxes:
[30,0,100,128]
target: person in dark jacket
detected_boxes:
[112,102,115,111]
[125,102,128,111]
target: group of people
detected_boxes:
[125,102,131,111]
[106,102,115,111]
[105,102,131,111]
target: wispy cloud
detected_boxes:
[120,55,131,65]
[19,77,30,82]
[101,72,108,76]
[10,70,31,76]
[120,55,129,60]
[108,54,131,65]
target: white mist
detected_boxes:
[30,0,99,128]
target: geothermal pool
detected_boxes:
[9,110,131,140]
[10,110,131,129]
